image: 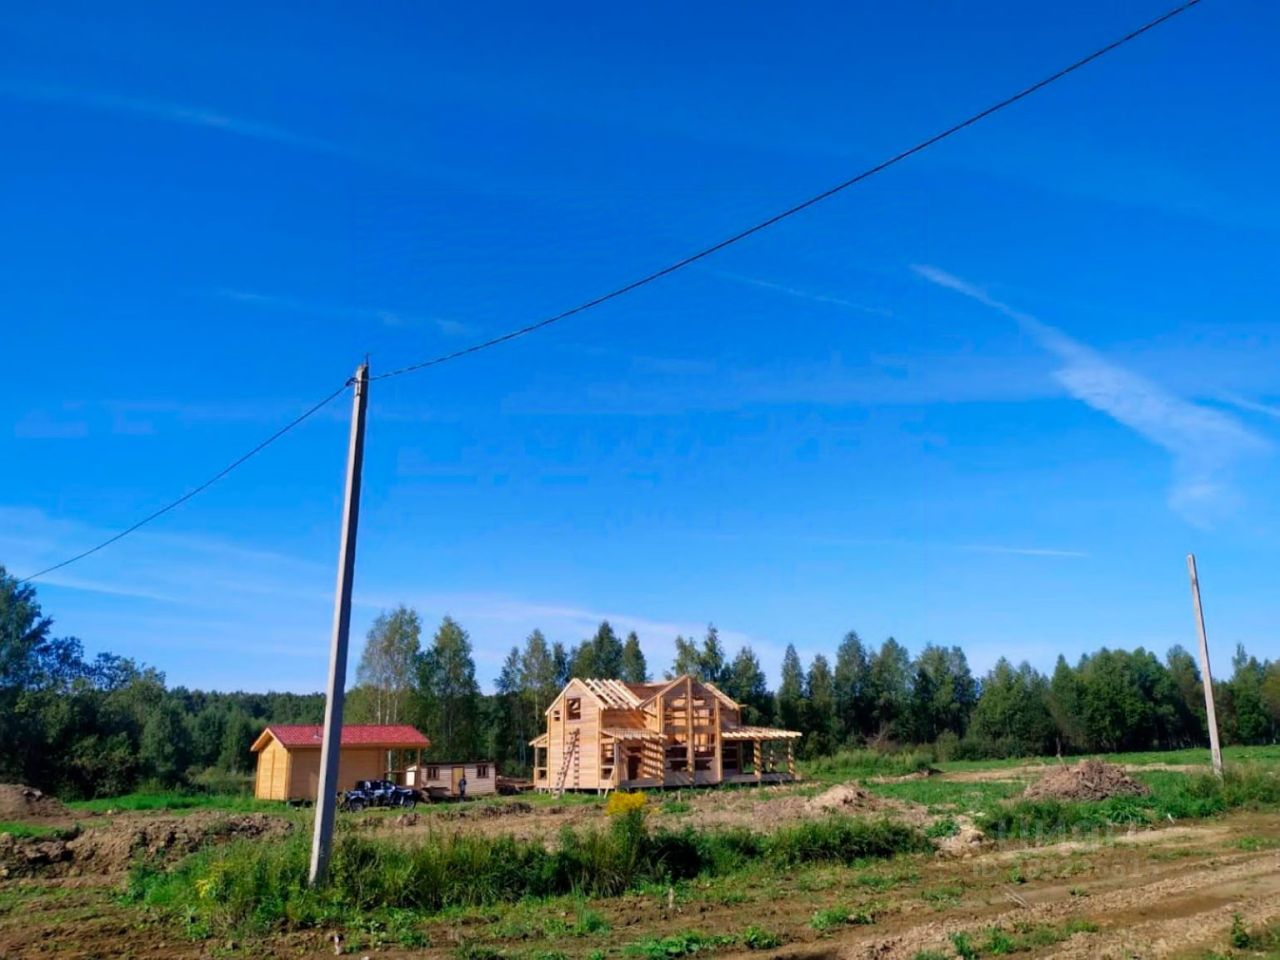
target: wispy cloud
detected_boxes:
[13,409,90,440]
[951,543,1088,559]
[4,84,366,159]
[717,271,893,317]
[701,529,1088,560]
[913,265,1269,524]
[1217,393,1280,421]
[215,288,469,337]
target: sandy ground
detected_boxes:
[2,775,1277,959]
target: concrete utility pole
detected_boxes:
[309,362,370,885]
[1186,553,1224,778]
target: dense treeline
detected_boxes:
[2,565,1277,798]
[0,567,322,798]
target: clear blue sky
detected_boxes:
[3,1,1278,693]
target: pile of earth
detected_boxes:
[0,784,70,820]
[806,783,886,814]
[0,813,291,879]
[1024,759,1150,802]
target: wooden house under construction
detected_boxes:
[530,675,801,793]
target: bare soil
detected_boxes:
[0,812,292,879]
[0,783,70,820]
[1024,759,1150,802]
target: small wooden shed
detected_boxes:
[251,724,430,802]
[406,761,498,798]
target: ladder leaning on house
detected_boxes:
[554,729,580,797]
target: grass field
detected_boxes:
[65,790,281,815]
[4,746,1280,959]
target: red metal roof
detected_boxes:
[256,724,430,750]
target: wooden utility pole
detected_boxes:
[309,362,370,885]
[1186,553,1224,778]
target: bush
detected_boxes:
[805,748,934,781]
[605,791,648,818]
[130,812,926,936]
[766,816,930,866]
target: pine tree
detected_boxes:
[866,638,912,743]
[724,646,772,724]
[833,630,870,744]
[619,631,648,683]
[804,654,836,756]
[909,644,976,743]
[495,646,527,772]
[700,624,727,684]
[551,641,570,688]
[570,621,625,678]
[776,645,805,733]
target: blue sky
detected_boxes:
[3,1,1278,692]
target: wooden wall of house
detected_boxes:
[544,680,605,790]
[409,762,497,796]
[254,737,290,800]
[285,748,383,802]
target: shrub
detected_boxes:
[810,906,874,931]
[741,926,783,950]
[606,791,648,818]
[130,812,925,936]
[625,932,734,959]
[766,817,929,866]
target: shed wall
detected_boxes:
[254,738,290,801]
[410,763,497,796]
[283,748,384,801]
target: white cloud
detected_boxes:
[6,84,361,159]
[214,288,469,337]
[913,265,1269,524]
[13,409,89,439]
[1217,393,1280,421]
[716,271,893,317]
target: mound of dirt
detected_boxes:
[935,818,987,857]
[0,812,292,879]
[478,801,533,818]
[1024,759,1150,802]
[0,784,70,820]
[806,783,885,814]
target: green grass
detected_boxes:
[804,748,936,783]
[0,820,77,839]
[866,777,1023,813]
[942,919,1098,957]
[920,884,964,907]
[977,765,1280,842]
[67,791,278,814]
[624,931,736,959]
[127,810,927,937]
[1195,917,1280,959]
[740,926,784,950]
[810,906,875,931]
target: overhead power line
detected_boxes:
[370,0,1202,382]
[17,382,350,584]
[17,0,1202,583]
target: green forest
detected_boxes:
[2,564,1277,800]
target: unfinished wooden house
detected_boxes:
[530,676,801,792]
